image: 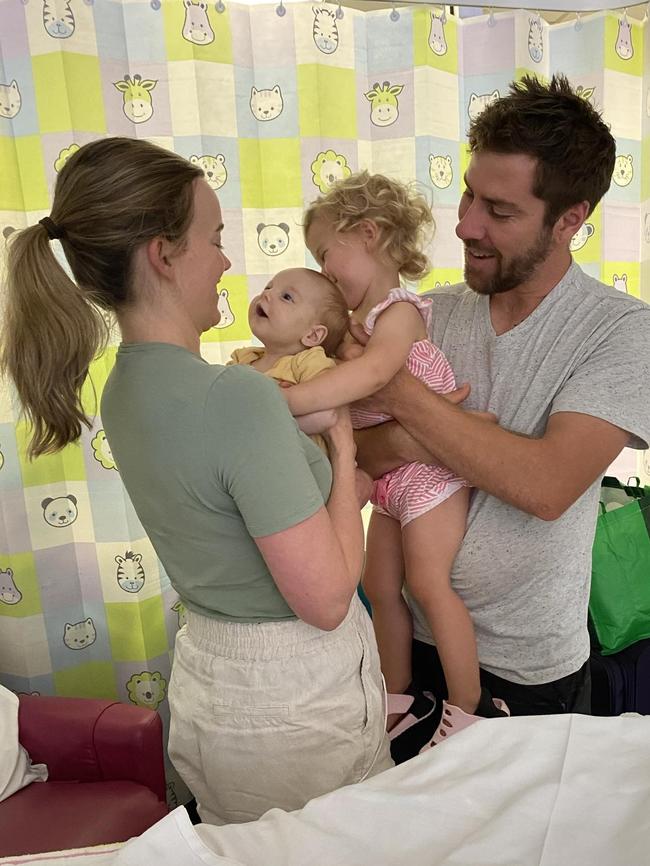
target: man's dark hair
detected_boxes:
[468,74,616,224]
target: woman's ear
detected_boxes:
[301,323,328,348]
[145,237,175,278]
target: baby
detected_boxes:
[229,267,349,451]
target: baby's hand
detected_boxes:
[336,321,367,361]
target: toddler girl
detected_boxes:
[288,172,508,748]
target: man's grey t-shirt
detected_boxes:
[410,262,650,684]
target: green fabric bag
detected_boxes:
[590,477,650,655]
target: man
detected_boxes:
[354,74,650,760]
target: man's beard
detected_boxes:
[463,226,554,296]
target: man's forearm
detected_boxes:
[388,378,557,518]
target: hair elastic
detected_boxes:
[39,217,65,241]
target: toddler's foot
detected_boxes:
[420,687,509,753]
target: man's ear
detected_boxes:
[301,323,328,348]
[553,200,590,245]
[145,237,175,278]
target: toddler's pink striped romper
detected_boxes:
[350,287,469,527]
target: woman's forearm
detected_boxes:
[326,440,365,588]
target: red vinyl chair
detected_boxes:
[0,695,169,857]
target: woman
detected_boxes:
[1,137,392,824]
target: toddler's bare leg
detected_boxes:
[363,511,412,699]
[402,488,480,714]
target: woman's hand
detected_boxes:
[355,467,374,508]
[322,406,356,459]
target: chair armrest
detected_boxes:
[18,695,167,803]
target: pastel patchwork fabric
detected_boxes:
[0,2,649,803]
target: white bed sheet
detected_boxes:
[5,714,649,866]
[116,713,650,866]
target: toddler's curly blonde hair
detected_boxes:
[303,171,434,281]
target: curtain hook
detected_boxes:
[574,11,582,31]
[215,0,225,12]
[276,0,286,16]
[336,2,344,19]
[487,8,496,28]
[390,5,400,22]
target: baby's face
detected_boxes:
[248,268,328,352]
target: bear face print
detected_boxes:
[429,155,453,189]
[41,495,78,527]
[257,223,290,256]
[569,223,594,252]
[613,155,633,187]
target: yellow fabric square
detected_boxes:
[421,268,463,293]
[602,261,640,298]
[297,65,357,140]
[413,10,458,74]
[105,596,168,662]
[33,53,106,133]
[54,661,118,699]
[239,139,302,208]
[515,67,548,85]
[15,137,49,212]
[17,422,87,486]
[81,348,118,418]
[163,0,233,64]
[0,138,24,211]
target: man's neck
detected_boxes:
[489,255,572,335]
